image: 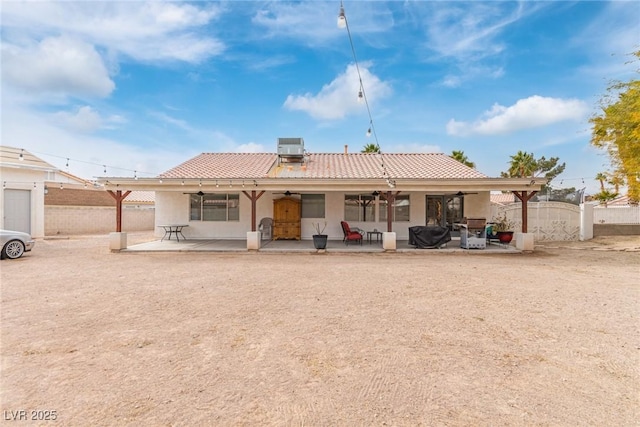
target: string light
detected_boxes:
[216,180,219,188]
[337,2,393,187]
[19,150,24,161]
[66,158,69,168]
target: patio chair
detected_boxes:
[340,221,363,245]
[259,217,273,240]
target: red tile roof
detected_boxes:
[159,152,487,180]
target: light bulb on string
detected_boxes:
[19,149,24,161]
[337,3,346,29]
[357,89,364,103]
[366,128,372,137]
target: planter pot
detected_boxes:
[313,235,328,250]
[496,231,514,244]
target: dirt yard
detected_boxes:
[1,233,638,426]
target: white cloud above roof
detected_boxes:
[2,36,114,98]
[283,63,392,120]
[1,1,224,64]
[446,95,589,136]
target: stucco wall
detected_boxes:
[155,191,490,240]
[491,202,581,241]
[45,206,154,235]
[0,167,48,238]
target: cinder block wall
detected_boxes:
[45,206,154,235]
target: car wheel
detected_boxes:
[2,240,25,259]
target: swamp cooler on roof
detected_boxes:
[277,138,305,157]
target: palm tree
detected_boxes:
[361,143,380,153]
[507,151,536,177]
[595,172,607,192]
[450,150,475,168]
[608,174,624,193]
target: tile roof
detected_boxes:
[125,191,155,204]
[0,145,58,171]
[159,153,278,179]
[160,152,487,180]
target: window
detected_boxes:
[301,194,325,218]
[190,193,239,221]
[379,194,410,222]
[344,194,375,222]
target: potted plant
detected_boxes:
[312,222,328,249]
[490,213,515,243]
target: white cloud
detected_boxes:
[51,106,126,133]
[53,106,102,133]
[283,63,392,120]
[446,95,589,136]
[2,36,115,98]
[234,143,266,153]
[1,1,224,64]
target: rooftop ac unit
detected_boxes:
[277,137,305,157]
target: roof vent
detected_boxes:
[277,137,305,163]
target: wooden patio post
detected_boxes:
[512,190,538,233]
[384,191,400,232]
[242,190,265,231]
[107,190,131,232]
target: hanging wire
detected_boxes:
[338,1,395,188]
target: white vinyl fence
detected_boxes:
[593,205,640,224]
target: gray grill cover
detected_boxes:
[409,226,451,249]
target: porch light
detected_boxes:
[337,3,346,28]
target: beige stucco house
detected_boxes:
[99,139,544,243]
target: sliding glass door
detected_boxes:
[426,195,464,237]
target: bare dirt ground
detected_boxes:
[1,233,639,426]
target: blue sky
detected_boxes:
[2,1,638,194]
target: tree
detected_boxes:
[450,150,475,168]
[500,151,565,188]
[361,143,380,153]
[595,172,607,192]
[500,151,566,193]
[590,50,640,203]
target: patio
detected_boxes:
[122,237,519,253]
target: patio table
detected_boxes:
[159,224,188,242]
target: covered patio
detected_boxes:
[122,237,519,254]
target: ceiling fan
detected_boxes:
[453,191,478,196]
[274,190,301,196]
[183,191,205,196]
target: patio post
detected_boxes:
[242,190,265,231]
[107,189,132,232]
[512,190,537,233]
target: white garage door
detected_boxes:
[3,189,31,233]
